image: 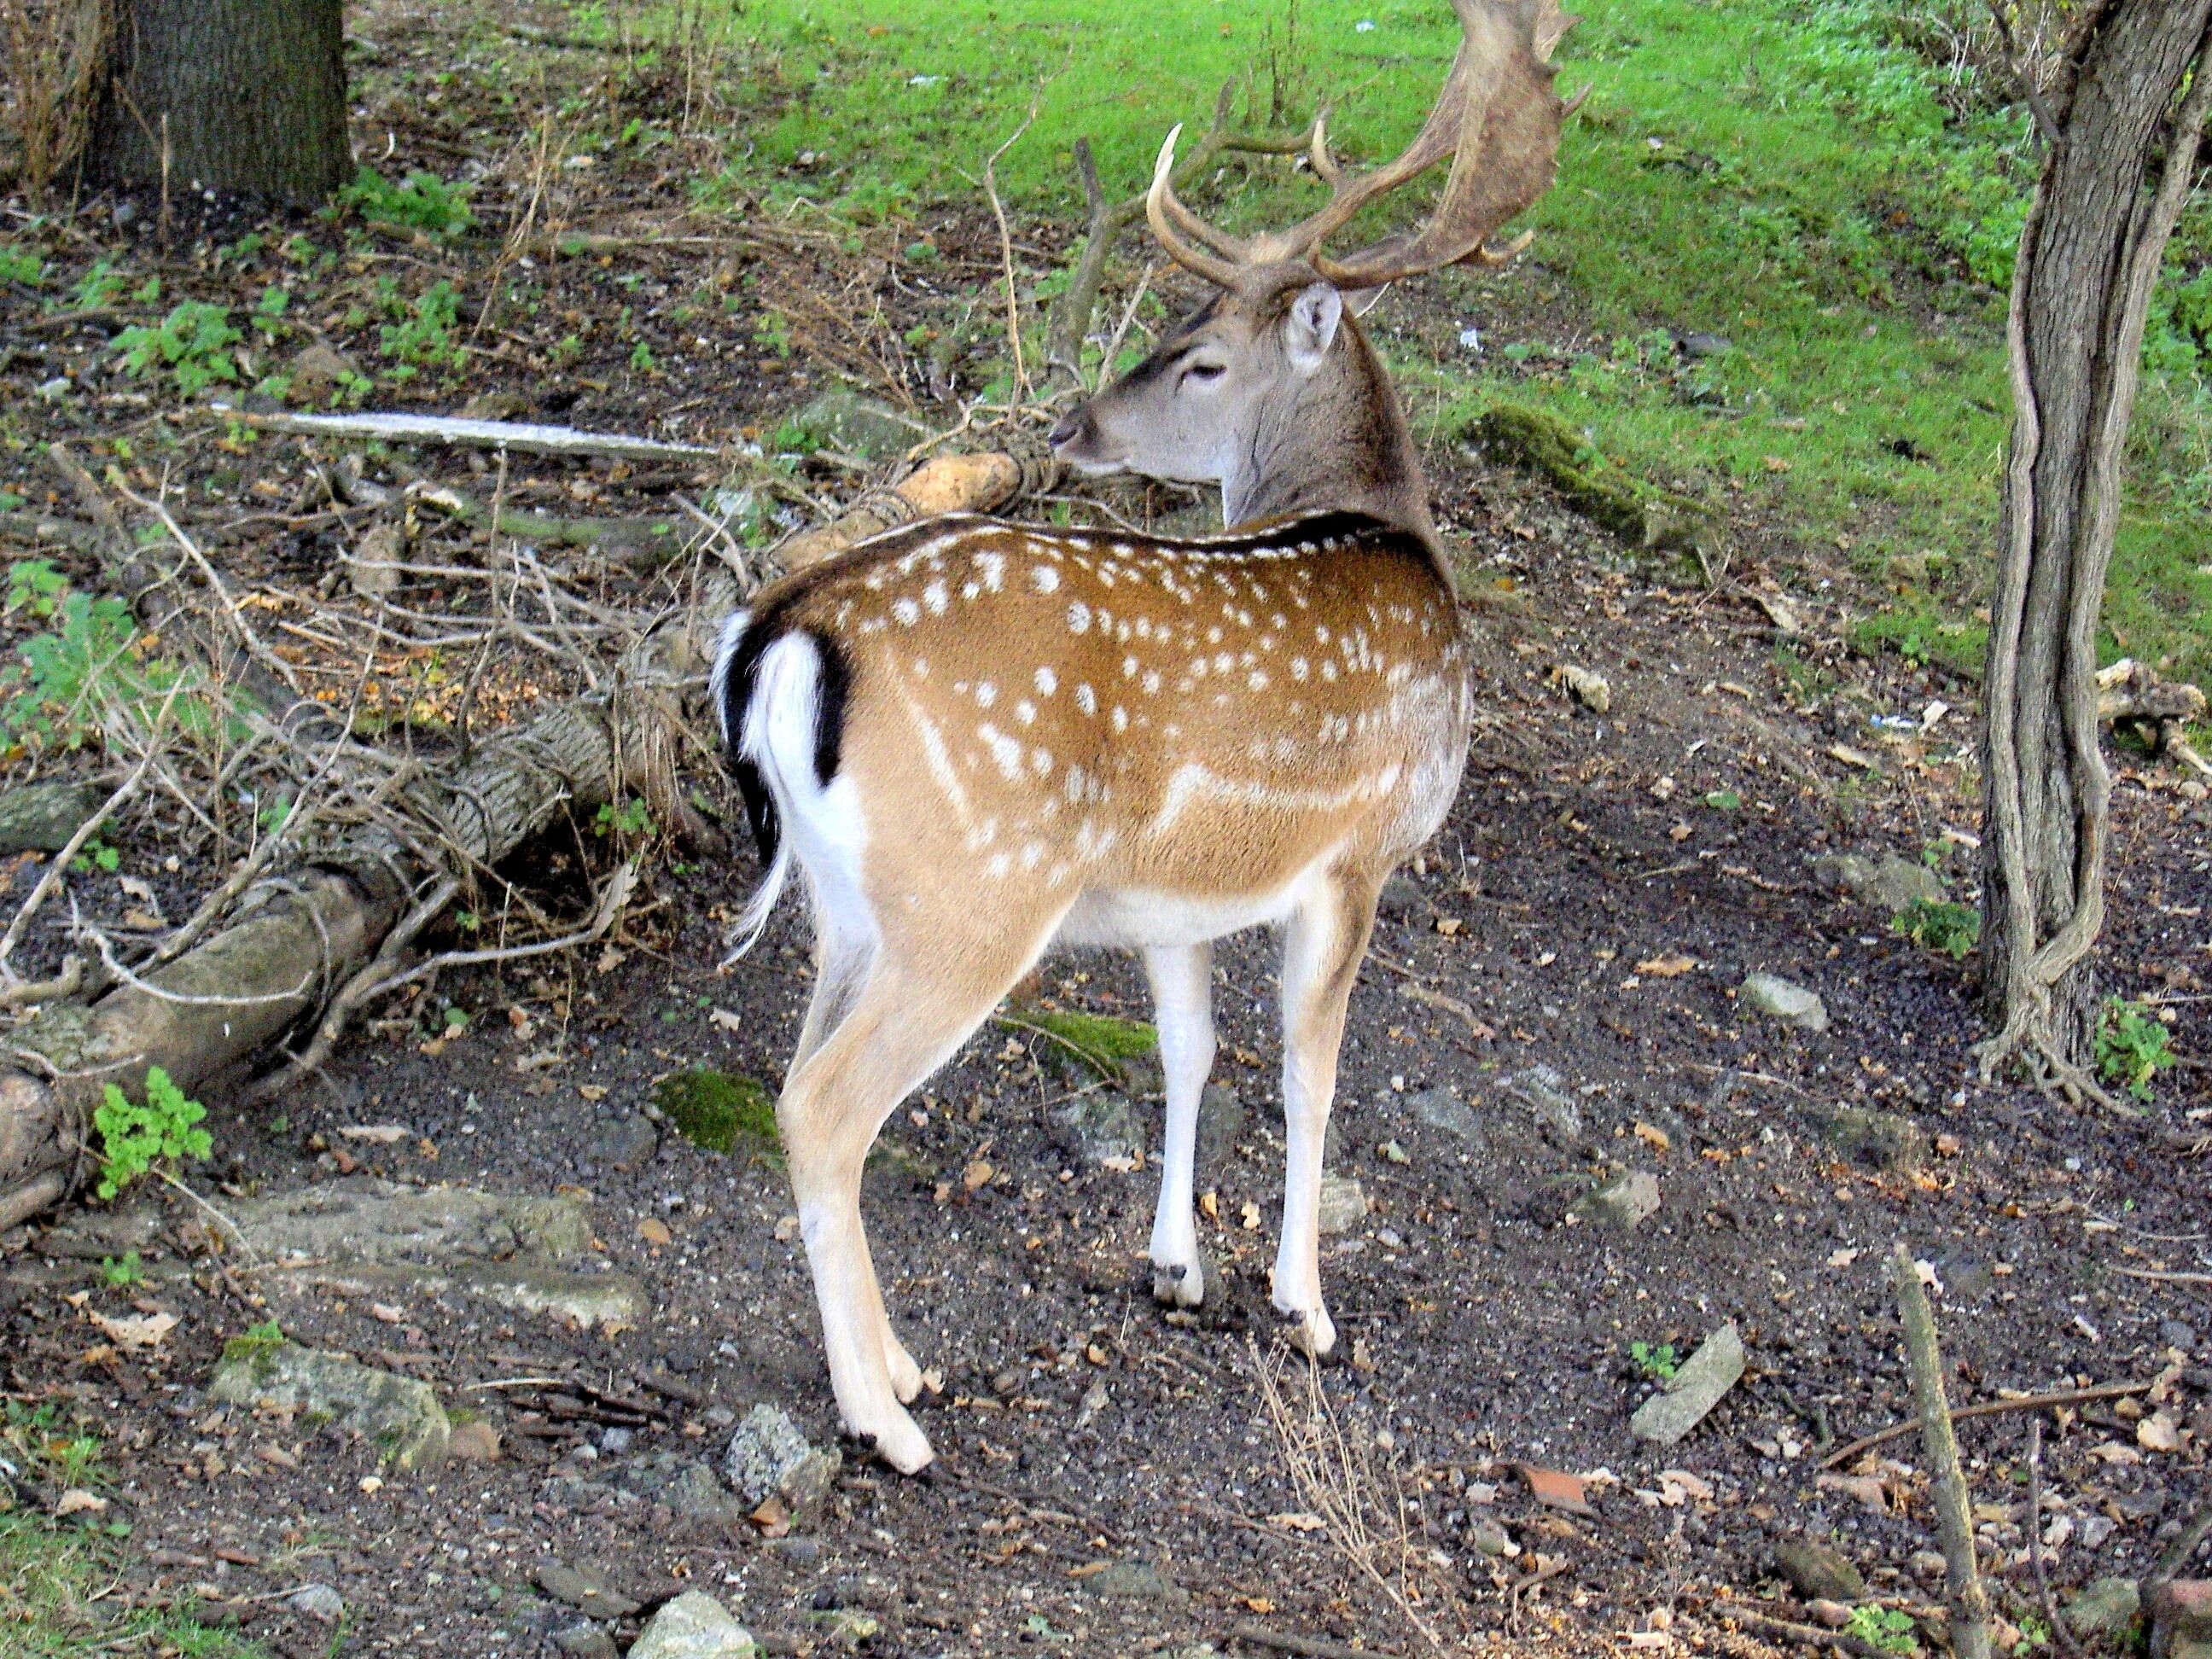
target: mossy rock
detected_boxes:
[1004,1008,1161,1092]
[655,1068,777,1156]
[1464,404,1717,558]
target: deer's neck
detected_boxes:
[1221,322,1435,543]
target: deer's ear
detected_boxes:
[1283,283,1343,375]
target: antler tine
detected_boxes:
[1144,125,1249,288]
[1291,0,1580,289]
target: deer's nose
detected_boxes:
[1047,407,1092,452]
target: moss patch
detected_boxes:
[1000,1008,1158,1087]
[654,1068,777,1155]
[1464,403,1716,558]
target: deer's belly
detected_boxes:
[1051,857,1332,950]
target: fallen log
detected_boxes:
[0,444,1048,1236]
[771,451,1061,573]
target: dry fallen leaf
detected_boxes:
[708,1008,742,1033]
[54,1487,107,1516]
[962,1159,994,1191]
[578,1083,609,1103]
[1635,952,1697,978]
[91,1310,177,1350]
[1244,1597,1278,1615]
[1518,1464,1594,1516]
[1198,1190,1220,1221]
[1814,1471,1888,1512]
[1240,1199,1262,1231]
[1632,1121,1673,1153]
[2138,1412,2182,1453]
[637,1217,673,1247]
[1268,1512,1326,1533]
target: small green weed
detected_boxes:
[1893,898,1980,959]
[753,310,795,358]
[1846,1605,1919,1655]
[338,165,474,238]
[1628,1340,1679,1381]
[0,562,212,753]
[0,243,44,285]
[99,1251,144,1288]
[655,1068,778,1157]
[110,301,242,397]
[70,839,120,876]
[594,796,657,840]
[629,340,657,372]
[67,259,125,310]
[2097,998,2177,1103]
[380,281,463,373]
[1703,789,1743,812]
[91,1065,210,1202]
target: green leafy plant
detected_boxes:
[1893,898,1980,959]
[0,243,44,285]
[221,1319,286,1365]
[0,562,208,752]
[1846,1604,1919,1655]
[1703,788,1743,811]
[99,1251,145,1288]
[338,165,474,238]
[753,309,795,358]
[91,1065,210,1202]
[67,259,125,310]
[1628,1340,1680,1381]
[2097,997,2177,1102]
[594,796,657,839]
[629,340,656,372]
[111,301,242,397]
[380,280,463,372]
[71,838,120,875]
[251,284,291,341]
[655,1068,779,1158]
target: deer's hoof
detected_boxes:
[1150,1254,1208,1310]
[886,1335,924,1405]
[863,1408,935,1476]
[1281,1305,1337,1361]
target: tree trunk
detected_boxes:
[87,0,349,202]
[1977,0,2212,1091]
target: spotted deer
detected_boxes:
[713,0,1580,1472]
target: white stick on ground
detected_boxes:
[207,406,719,461]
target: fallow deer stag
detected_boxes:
[714,0,1579,1473]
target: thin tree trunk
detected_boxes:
[87,0,350,202]
[1977,0,2212,1094]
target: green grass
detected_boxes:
[566,0,2209,687]
[654,1067,778,1155]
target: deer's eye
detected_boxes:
[1182,361,1225,386]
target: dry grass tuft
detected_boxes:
[0,0,110,197]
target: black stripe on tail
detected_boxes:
[716,611,853,870]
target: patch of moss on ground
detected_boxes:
[1464,404,1715,558]
[1001,1008,1158,1086]
[654,1068,777,1155]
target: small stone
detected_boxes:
[288,1583,345,1621]
[723,1404,841,1513]
[0,781,108,854]
[2064,1577,2139,1639]
[1678,330,1733,358]
[1909,1550,1947,1583]
[533,1563,641,1620]
[446,1420,501,1462]
[1194,1085,1246,1174]
[1773,1539,1866,1603]
[1808,1599,1854,1629]
[1085,1560,1185,1606]
[1629,1322,1745,1447]
[458,389,530,421]
[1378,874,1425,917]
[587,1113,660,1172]
[1808,852,1943,913]
[552,1624,618,1659]
[1317,1174,1366,1235]
[2162,1319,2199,1352]
[1815,1105,1926,1173]
[600,1426,634,1455]
[627,1590,758,1659]
[791,386,924,460]
[1505,1064,1583,1141]
[207,1342,448,1473]
[1408,1086,1482,1146]
[1741,973,1830,1033]
[1050,1091,1144,1165]
[767,1535,821,1566]
[286,341,362,405]
[1573,1169,1659,1231]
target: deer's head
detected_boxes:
[1050,0,1582,531]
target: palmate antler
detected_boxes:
[1146,0,1585,289]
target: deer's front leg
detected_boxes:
[1273,872,1380,1359]
[1144,942,1215,1308]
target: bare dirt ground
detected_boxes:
[3,5,2210,1658]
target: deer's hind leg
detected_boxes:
[777,917,1057,1473]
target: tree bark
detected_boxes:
[1977,0,2212,1089]
[87,0,350,202]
